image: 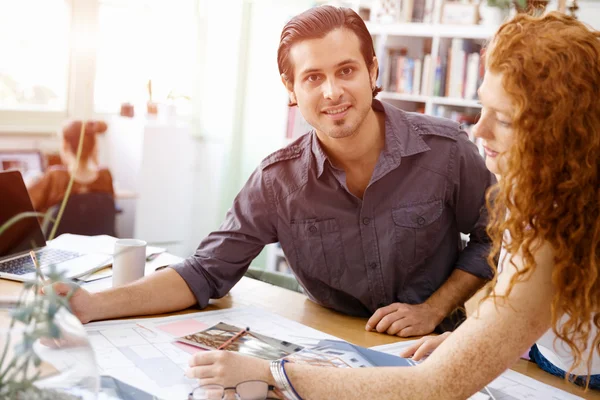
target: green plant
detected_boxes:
[0,121,89,398]
[0,267,79,399]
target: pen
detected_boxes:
[217,327,250,350]
[29,250,47,282]
[145,252,164,262]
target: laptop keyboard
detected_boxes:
[0,248,80,276]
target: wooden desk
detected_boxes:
[1,265,597,399]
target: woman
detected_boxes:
[184,12,600,399]
[28,120,114,214]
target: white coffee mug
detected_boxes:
[112,239,147,287]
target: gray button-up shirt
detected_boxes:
[173,100,495,321]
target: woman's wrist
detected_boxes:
[262,359,276,385]
[269,359,303,400]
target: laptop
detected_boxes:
[0,170,111,282]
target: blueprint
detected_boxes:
[82,307,339,399]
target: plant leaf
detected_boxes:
[32,354,42,367]
[48,322,61,339]
[0,212,54,237]
[10,306,33,323]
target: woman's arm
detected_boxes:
[188,241,556,399]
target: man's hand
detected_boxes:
[399,332,451,361]
[365,302,445,337]
[42,282,96,324]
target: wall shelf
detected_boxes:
[366,22,496,40]
[378,92,482,111]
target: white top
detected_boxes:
[499,236,600,376]
[536,320,600,375]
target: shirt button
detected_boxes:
[417,216,426,226]
[308,225,318,234]
[369,262,377,269]
[362,217,370,225]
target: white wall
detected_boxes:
[179,0,316,264]
[577,0,600,29]
[181,0,248,256]
[238,0,315,181]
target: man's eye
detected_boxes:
[307,75,320,83]
[340,67,353,75]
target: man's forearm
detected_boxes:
[425,269,486,318]
[90,268,197,321]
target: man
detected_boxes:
[55,5,494,337]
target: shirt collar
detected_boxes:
[311,99,430,179]
[375,99,430,166]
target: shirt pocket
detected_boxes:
[392,200,444,266]
[289,218,345,291]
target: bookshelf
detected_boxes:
[368,20,493,116]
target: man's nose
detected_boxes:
[323,78,343,100]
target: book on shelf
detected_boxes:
[412,58,422,96]
[385,48,431,97]
[402,0,414,23]
[421,54,432,96]
[433,56,447,97]
[373,0,439,23]
[464,52,480,100]
[438,39,483,99]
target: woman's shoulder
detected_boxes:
[96,167,114,181]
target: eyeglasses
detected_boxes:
[188,380,278,400]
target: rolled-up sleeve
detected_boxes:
[170,166,277,308]
[450,133,496,280]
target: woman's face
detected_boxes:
[472,71,516,176]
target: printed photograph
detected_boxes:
[177,322,304,360]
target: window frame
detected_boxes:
[0,0,99,135]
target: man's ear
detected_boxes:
[369,56,379,88]
[281,74,296,104]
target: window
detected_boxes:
[94,0,197,114]
[0,0,198,133]
[0,0,70,112]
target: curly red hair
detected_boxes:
[484,12,600,380]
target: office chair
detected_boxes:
[44,192,117,238]
[244,266,304,294]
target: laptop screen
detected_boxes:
[0,170,46,259]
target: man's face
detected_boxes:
[285,28,378,140]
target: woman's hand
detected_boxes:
[399,331,451,361]
[186,350,272,387]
